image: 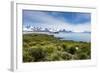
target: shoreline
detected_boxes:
[23,31,53,35]
[23,32,90,43]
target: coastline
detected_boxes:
[23,31,91,42]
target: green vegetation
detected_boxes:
[23,33,91,62]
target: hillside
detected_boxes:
[23,33,91,62]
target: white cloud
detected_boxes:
[23,11,91,32]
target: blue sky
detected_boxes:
[23,10,91,32]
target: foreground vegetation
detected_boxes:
[23,33,91,62]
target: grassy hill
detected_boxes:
[23,33,91,62]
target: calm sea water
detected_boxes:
[53,32,91,42]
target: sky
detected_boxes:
[22,10,91,32]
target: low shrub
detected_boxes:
[77,53,88,59]
[67,46,77,55]
[29,47,47,62]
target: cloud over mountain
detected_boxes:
[23,10,91,32]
